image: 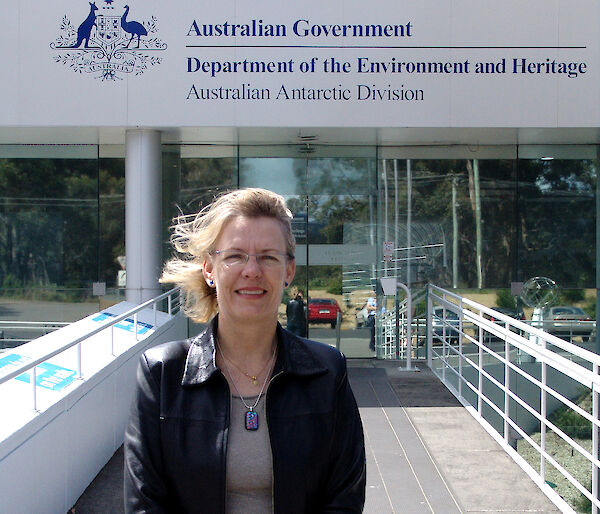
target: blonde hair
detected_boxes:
[160,188,296,322]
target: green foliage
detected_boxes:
[574,477,591,513]
[0,157,99,290]
[308,276,329,288]
[548,390,592,440]
[584,297,596,319]
[0,284,90,302]
[2,273,21,290]
[326,275,342,295]
[559,288,585,303]
[495,289,516,309]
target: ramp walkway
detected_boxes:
[71,360,560,513]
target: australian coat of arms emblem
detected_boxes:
[50,1,167,81]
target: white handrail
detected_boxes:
[0,321,69,328]
[0,288,181,388]
[427,283,599,513]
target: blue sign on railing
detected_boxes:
[92,312,153,335]
[0,353,32,379]
[0,353,76,391]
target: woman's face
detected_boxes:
[204,216,295,328]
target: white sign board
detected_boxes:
[1,0,598,127]
[380,277,397,296]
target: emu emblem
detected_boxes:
[50,1,167,81]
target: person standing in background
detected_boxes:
[367,292,377,351]
[286,290,307,337]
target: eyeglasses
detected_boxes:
[212,250,291,269]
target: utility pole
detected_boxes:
[474,160,483,289]
[452,175,459,288]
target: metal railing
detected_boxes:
[0,288,182,412]
[377,288,427,359]
[427,284,600,514]
[0,321,70,348]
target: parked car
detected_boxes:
[308,298,342,328]
[540,306,595,341]
[483,307,525,343]
[432,306,460,343]
[490,307,525,322]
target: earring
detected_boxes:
[209,280,214,287]
[284,282,289,287]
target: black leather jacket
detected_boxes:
[124,319,366,513]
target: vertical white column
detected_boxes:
[125,129,162,304]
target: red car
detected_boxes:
[308,298,342,328]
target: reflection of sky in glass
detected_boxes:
[241,157,375,196]
[240,158,301,194]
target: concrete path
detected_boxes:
[352,360,560,514]
[70,360,561,513]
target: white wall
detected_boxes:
[0,310,188,514]
[0,0,598,128]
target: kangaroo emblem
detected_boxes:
[70,2,98,48]
[121,5,148,48]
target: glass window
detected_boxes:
[179,146,237,215]
[380,157,517,289]
[518,154,596,289]
[99,157,125,289]
[0,146,102,328]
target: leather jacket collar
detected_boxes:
[181,317,328,386]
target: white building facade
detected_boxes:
[0,0,598,356]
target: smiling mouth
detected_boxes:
[237,289,266,295]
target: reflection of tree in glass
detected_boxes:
[308,195,371,244]
[519,159,595,288]
[180,158,235,214]
[384,157,595,290]
[99,159,125,286]
[0,158,98,294]
[306,158,375,196]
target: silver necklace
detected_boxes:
[217,342,277,431]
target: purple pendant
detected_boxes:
[245,410,259,430]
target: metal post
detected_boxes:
[31,366,37,412]
[593,364,599,514]
[458,298,463,398]
[395,294,400,360]
[541,356,547,482]
[134,313,139,341]
[383,159,388,245]
[406,160,412,288]
[397,281,416,372]
[427,285,433,369]
[452,176,459,288]
[478,307,485,416]
[76,343,82,379]
[474,159,483,289]
[335,311,341,351]
[504,337,510,445]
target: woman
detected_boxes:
[124,188,366,513]
[285,289,307,337]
